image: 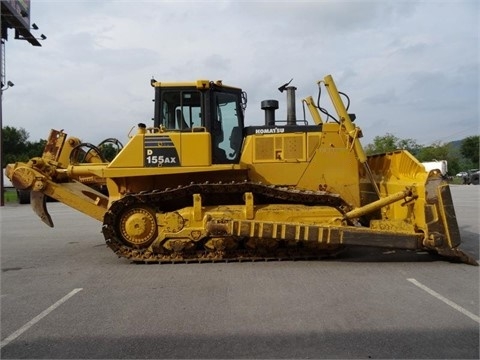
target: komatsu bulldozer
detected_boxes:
[5,75,477,265]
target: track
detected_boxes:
[102,182,353,263]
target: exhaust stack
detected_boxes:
[278,79,297,125]
[285,86,297,125]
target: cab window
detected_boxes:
[212,92,243,163]
[161,91,202,130]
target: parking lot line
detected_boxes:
[407,278,480,324]
[0,288,83,349]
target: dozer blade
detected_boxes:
[31,191,54,228]
[362,150,478,265]
[430,181,478,265]
[435,247,478,266]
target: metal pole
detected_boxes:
[0,2,44,206]
[0,5,4,207]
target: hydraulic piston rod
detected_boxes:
[342,189,415,221]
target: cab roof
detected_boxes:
[150,79,241,91]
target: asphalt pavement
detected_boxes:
[1,185,479,359]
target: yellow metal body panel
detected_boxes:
[251,133,307,162]
[177,132,211,166]
[107,134,144,167]
[108,130,212,169]
[240,133,308,185]
[239,123,360,206]
[297,123,360,206]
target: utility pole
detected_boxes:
[1,5,3,207]
[0,0,44,206]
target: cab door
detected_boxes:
[209,90,244,164]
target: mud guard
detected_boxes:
[31,191,54,227]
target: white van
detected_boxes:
[2,168,13,188]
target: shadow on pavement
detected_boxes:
[1,327,479,359]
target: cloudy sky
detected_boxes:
[2,0,479,147]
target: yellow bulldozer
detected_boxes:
[5,75,477,265]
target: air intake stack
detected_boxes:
[261,100,279,126]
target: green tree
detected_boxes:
[397,138,422,155]
[98,140,123,162]
[2,126,46,167]
[415,141,451,162]
[365,133,398,154]
[364,134,467,176]
[460,135,479,166]
[365,133,420,155]
[2,126,29,167]
[26,139,47,159]
[416,141,462,176]
[3,125,29,151]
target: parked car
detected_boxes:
[468,170,479,185]
[456,171,468,177]
[463,169,479,185]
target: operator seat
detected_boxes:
[229,126,243,157]
[212,119,228,163]
[176,109,189,130]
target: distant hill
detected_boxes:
[448,139,463,151]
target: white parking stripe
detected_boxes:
[407,278,480,324]
[0,288,83,349]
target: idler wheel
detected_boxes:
[118,207,157,248]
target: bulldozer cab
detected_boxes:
[152,80,245,164]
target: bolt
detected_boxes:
[33,180,45,191]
